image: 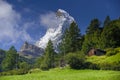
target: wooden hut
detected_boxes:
[88,48,106,56]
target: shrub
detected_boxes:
[106,48,118,56]
[66,53,85,69]
[0,69,28,76]
[28,68,42,73]
[84,62,100,70]
[100,61,120,71]
[40,61,49,70]
[19,62,29,69]
[112,62,120,71]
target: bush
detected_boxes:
[34,57,44,68]
[106,48,118,56]
[84,62,100,70]
[40,61,49,70]
[28,68,42,73]
[0,69,28,76]
[100,61,120,71]
[66,53,85,69]
[19,62,29,69]
[112,62,120,71]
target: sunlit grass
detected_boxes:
[0,68,120,80]
[86,53,120,64]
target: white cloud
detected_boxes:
[0,0,33,46]
[40,11,62,29]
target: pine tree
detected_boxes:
[82,19,101,54]
[0,49,5,71]
[101,20,120,48]
[2,46,19,71]
[41,40,56,70]
[60,22,82,54]
[118,17,120,20]
[103,16,111,27]
[86,19,100,34]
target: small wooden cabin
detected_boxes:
[88,48,106,56]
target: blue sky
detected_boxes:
[0,0,120,50]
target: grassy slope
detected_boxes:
[86,47,120,64]
[0,68,120,80]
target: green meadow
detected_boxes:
[0,68,120,80]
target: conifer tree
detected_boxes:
[41,40,55,69]
[82,19,101,54]
[60,22,82,54]
[2,46,19,71]
[0,49,5,71]
[101,20,120,48]
[103,16,111,27]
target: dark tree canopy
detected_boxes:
[60,22,82,54]
[103,16,111,27]
[1,46,19,71]
[41,40,56,70]
[101,20,120,48]
[86,19,100,34]
[82,19,101,54]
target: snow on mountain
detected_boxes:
[36,9,74,52]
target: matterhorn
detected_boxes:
[36,9,75,52]
[19,9,75,58]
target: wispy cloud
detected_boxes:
[40,11,62,29]
[0,0,34,48]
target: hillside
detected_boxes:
[86,47,120,70]
[86,47,120,63]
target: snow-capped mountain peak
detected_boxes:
[56,9,74,20]
[36,9,74,52]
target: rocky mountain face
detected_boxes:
[36,9,75,52]
[19,9,75,58]
[19,41,44,59]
